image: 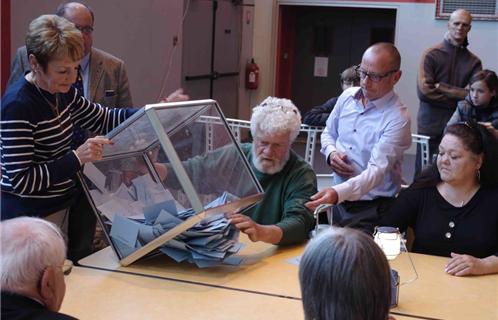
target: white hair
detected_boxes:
[1,217,66,291]
[250,96,302,142]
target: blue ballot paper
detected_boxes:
[109,191,244,267]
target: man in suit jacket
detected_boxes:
[1,217,77,320]
[7,2,133,108]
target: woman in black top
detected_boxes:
[380,122,498,276]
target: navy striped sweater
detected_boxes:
[1,77,136,218]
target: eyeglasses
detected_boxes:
[355,65,398,82]
[54,259,73,276]
[75,24,94,34]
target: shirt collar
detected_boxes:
[352,87,395,110]
[80,52,90,72]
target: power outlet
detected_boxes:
[173,36,178,46]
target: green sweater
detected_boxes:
[240,144,317,245]
[165,143,317,245]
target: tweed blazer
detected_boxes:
[7,46,133,107]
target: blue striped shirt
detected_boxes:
[1,76,136,218]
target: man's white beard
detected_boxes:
[251,145,290,175]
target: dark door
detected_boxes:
[277,6,396,115]
[182,0,242,118]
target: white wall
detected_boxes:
[255,0,498,134]
[9,0,184,107]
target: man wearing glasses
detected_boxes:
[306,42,411,234]
[416,9,481,174]
[7,1,133,110]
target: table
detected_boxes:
[78,238,302,299]
[61,266,304,320]
[74,237,498,320]
[61,266,426,320]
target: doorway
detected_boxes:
[276,5,396,115]
[182,0,242,118]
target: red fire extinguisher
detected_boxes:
[245,58,259,90]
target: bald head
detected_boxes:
[56,2,94,22]
[450,9,472,23]
[358,42,402,101]
[447,9,472,45]
[364,42,401,71]
[56,2,94,55]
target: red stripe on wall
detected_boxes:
[1,0,11,95]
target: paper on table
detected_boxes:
[160,246,190,262]
[287,256,301,266]
[110,215,141,248]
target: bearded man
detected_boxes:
[227,97,317,245]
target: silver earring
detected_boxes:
[477,169,481,182]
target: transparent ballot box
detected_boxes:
[80,100,264,266]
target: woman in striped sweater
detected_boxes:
[0,15,136,257]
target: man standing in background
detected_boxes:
[8,1,133,111]
[416,8,481,172]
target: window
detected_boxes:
[435,0,498,21]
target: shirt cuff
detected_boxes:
[322,145,336,161]
[72,150,83,167]
[333,181,353,204]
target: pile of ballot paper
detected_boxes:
[83,163,245,267]
[108,190,244,268]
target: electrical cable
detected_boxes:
[157,0,191,100]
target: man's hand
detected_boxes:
[445,253,497,276]
[160,88,189,103]
[305,187,338,212]
[328,151,354,177]
[226,213,282,244]
[75,136,113,164]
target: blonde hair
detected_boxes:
[26,14,84,71]
[250,97,302,142]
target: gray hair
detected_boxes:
[250,96,301,143]
[299,227,391,320]
[1,217,66,291]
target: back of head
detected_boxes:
[299,227,391,320]
[26,14,84,71]
[1,217,66,292]
[250,96,302,142]
[341,66,360,86]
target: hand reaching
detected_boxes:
[160,88,189,103]
[75,136,113,164]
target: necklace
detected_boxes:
[437,183,480,208]
[32,76,60,118]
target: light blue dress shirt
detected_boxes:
[321,87,411,202]
[80,53,90,99]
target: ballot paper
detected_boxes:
[83,162,107,193]
[109,192,244,268]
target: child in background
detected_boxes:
[447,69,498,139]
[303,66,360,126]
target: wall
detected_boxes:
[255,0,498,134]
[9,0,184,107]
